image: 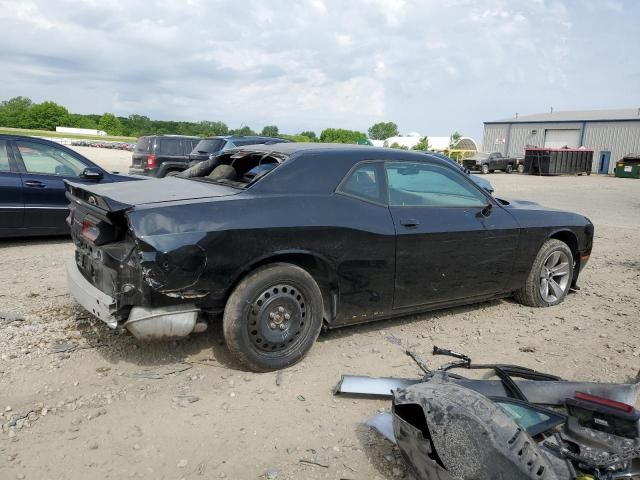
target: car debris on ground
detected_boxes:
[336,346,640,480]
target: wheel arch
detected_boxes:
[227,250,339,323]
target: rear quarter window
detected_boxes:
[158,139,183,155]
[134,137,152,153]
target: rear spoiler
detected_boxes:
[65,180,133,213]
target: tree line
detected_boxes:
[0,97,461,148]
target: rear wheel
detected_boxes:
[505,165,513,174]
[481,164,489,175]
[514,239,574,307]
[165,170,181,177]
[223,263,324,372]
[517,164,525,174]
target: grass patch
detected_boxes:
[0,127,137,142]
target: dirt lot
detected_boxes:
[1,147,639,480]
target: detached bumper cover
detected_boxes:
[65,258,118,328]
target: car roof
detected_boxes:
[200,135,287,141]
[233,142,450,162]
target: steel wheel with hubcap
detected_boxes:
[223,263,324,371]
[514,239,574,307]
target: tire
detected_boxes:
[223,263,324,372]
[481,164,489,175]
[165,170,181,177]
[505,165,513,174]
[517,164,525,174]
[514,239,574,308]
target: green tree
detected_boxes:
[389,142,409,150]
[411,136,431,151]
[299,130,317,141]
[319,128,368,144]
[229,125,257,136]
[0,96,34,128]
[368,121,399,140]
[67,113,98,130]
[98,112,124,136]
[27,101,69,130]
[279,134,312,142]
[260,125,279,137]
[449,131,462,148]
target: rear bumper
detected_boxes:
[65,258,118,328]
[128,167,152,177]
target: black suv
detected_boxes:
[129,135,201,177]
[188,136,289,163]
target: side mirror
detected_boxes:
[81,167,104,181]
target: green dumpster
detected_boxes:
[615,155,640,179]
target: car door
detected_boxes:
[12,139,106,232]
[0,138,24,233]
[385,160,520,309]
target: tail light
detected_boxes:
[147,154,157,169]
[81,219,100,242]
[575,392,635,413]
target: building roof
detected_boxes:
[486,108,640,124]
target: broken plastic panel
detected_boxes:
[335,374,640,406]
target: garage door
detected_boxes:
[544,129,580,148]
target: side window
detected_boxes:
[386,162,487,207]
[339,163,383,204]
[0,140,10,172]
[16,140,86,177]
[159,139,182,156]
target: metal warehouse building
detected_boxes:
[482,109,640,174]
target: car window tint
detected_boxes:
[340,163,383,203]
[159,139,182,155]
[386,162,486,207]
[0,140,10,171]
[134,137,151,153]
[16,140,86,177]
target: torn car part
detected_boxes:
[393,379,561,479]
[335,374,640,406]
[123,304,206,340]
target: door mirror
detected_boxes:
[81,167,104,181]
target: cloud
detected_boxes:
[0,0,637,140]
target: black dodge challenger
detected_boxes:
[65,143,593,371]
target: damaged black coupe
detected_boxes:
[64,144,593,371]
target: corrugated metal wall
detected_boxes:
[482,120,640,173]
[583,122,640,173]
[507,123,582,156]
[481,124,509,155]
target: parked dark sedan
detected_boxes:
[65,144,593,371]
[0,134,138,238]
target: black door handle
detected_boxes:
[400,219,420,227]
[24,181,46,188]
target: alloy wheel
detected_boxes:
[539,250,571,303]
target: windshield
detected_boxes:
[192,139,226,154]
[470,153,490,160]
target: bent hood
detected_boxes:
[65,177,240,212]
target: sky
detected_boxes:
[0,0,639,140]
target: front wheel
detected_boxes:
[223,263,324,372]
[505,165,513,174]
[514,239,574,307]
[517,164,525,174]
[481,164,489,174]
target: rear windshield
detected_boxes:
[134,137,152,153]
[192,139,226,154]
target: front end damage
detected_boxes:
[64,182,211,340]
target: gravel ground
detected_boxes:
[0,147,639,480]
